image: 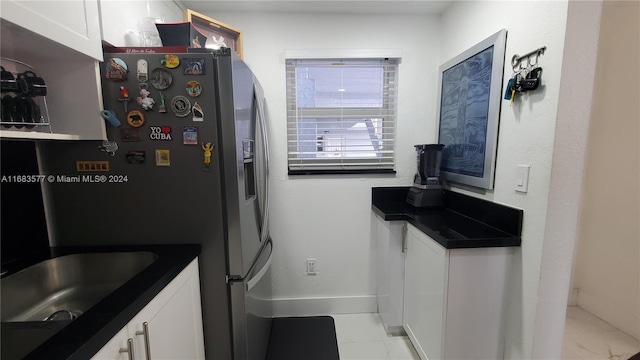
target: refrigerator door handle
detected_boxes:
[246,238,273,292]
[254,82,270,243]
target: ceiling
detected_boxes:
[179,0,452,15]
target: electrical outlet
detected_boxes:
[306,258,317,275]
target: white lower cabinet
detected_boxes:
[373,211,406,334]
[92,258,205,360]
[92,327,131,360]
[403,223,512,360]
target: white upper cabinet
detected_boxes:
[1,0,102,60]
[99,0,184,47]
[1,0,106,140]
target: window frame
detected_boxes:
[285,54,400,175]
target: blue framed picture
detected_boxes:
[437,29,507,190]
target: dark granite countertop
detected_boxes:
[1,244,201,360]
[372,187,522,249]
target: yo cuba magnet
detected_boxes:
[104,58,128,81]
[183,58,205,75]
[161,55,180,69]
[126,110,145,128]
[183,126,198,145]
[186,81,202,97]
[171,95,191,117]
[155,149,171,167]
[149,126,172,141]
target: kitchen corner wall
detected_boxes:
[212,2,605,358]
[208,11,441,314]
[439,2,567,357]
[572,0,640,341]
[440,1,603,359]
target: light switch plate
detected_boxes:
[515,165,530,193]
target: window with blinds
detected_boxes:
[286,58,398,175]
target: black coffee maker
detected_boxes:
[406,144,445,207]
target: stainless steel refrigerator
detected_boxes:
[38,48,272,360]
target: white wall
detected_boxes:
[439,2,568,357]
[209,11,441,314]
[439,1,602,358]
[211,3,609,358]
[573,0,640,340]
[99,0,184,46]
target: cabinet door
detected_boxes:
[373,212,406,333]
[128,259,205,360]
[403,224,447,360]
[91,326,131,360]
[1,0,102,60]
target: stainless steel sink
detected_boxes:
[1,252,158,322]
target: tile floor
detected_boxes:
[332,308,640,360]
[562,306,640,360]
[332,313,419,360]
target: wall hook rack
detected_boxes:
[511,46,546,72]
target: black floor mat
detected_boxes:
[266,316,340,360]
[630,351,640,360]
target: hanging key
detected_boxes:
[520,67,542,91]
[504,78,515,100]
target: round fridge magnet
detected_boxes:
[104,58,129,82]
[185,80,202,97]
[126,110,145,128]
[150,67,172,90]
[170,95,191,117]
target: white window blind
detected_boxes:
[286,58,398,174]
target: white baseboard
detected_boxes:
[577,289,640,340]
[272,295,377,317]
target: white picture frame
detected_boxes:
[436,29,507,190]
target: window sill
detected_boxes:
[288,169,397,176]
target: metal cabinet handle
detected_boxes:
[119,338,135,360]
[135,322,152,360]
[401,223,408,253]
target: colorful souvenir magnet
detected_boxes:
[186,81,202,97]
[161,55,180,69]
[126,110,145,128]
[100,109,121,127]
[155,149,171,167]
[120,128,141,142]
[126,150,146,164]
[192,102,204,122]
[136,86,155,111]
[104,58,128,81]
[150,67,172,90]
[98,141,119,156]
[118,86,131,114]
[183,58,205,75]
[149,126,173,141]
[183,126,198,145]
[170,95,191,117]
[137,59,149,82]
[158,91,167,113]
[202,142,215,171]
